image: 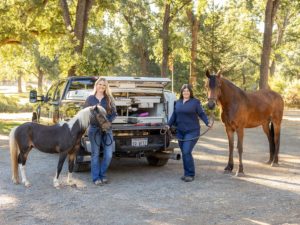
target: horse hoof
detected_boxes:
[25,182,31,187]
[53,181,60,189]
[271,162,279,167]
[12,178,20,184]
[70,183,77,188]
[265,160,272,165]
[223,170,232,174]
[235,172,245,177]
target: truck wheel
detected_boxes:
[73,162,90,172]
[146,156,169,167]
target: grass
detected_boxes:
[0,120,23,135]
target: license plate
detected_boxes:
[131,138,148,147]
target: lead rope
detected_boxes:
[160,111,215,142]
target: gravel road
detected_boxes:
[0,110,299,225]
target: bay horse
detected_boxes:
[206,70,284,176]
[9,105,111,188]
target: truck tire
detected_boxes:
[73,162,90,172]
[146,156,169,167]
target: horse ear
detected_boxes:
[93,105,99,113]
[206,70,211,78]
[216,70,222,78]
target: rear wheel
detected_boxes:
[146,156,169,167]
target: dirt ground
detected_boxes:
[0,110,299,225]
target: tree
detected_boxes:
[59,0,94,76]
[259,0,280,89]
[160,0,191,77]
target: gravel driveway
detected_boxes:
[0,110,299,225]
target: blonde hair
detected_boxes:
[93,77,115,114]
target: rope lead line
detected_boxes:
[161,111,215,142]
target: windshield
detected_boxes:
[65,79,95,100]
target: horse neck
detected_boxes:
[69,120,86,139]
[218,78,246,109]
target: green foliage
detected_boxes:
[283,79,300,108]
[0,0,299,109]
[0,94,32,113]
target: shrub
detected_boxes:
[283,80,300,108]
[0,94,33,113]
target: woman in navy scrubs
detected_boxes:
[167,84,210,182]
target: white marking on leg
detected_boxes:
[53,172,60,188]
[67,172,73,184]
[19,164,31,187]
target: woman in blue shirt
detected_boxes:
[84,77,117,185]
[167,84,210,182]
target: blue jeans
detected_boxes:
[88,126,113,182]
[177,129,200,177]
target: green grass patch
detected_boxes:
[0,120,22,135]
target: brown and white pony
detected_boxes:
[206,70,284,176]
[9,105,111,188]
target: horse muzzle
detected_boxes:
[207,100,216,110]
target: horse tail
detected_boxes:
[269,121,275,155]
[9,127,19,184]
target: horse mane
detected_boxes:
[221,77,247,98]
[67,107,91,130]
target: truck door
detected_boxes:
[50,81,66,124]
[40,82,57,125]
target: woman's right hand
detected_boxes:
[164,125,170,130]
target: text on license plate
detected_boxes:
[131,138,148,147]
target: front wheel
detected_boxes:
[146,156,169,167]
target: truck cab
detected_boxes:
[30,76,179,171]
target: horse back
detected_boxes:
[243,89,284,127]
[15,122,73,153]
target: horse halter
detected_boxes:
[90,106,110,131]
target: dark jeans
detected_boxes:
[177,129,200,177]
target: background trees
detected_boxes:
[0,0,299,104]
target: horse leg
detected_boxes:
[271,122,281,167]
[67,152,77,187]
[53,152,67,188]
[224,127,234,173]
[236,128,245,176]
[262,122,275,164]
[18,148,32,187]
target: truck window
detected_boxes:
[54,81,66,102]
[46,83,57,102]
[66,79,95,100]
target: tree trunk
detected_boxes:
[186,8,199,87]
[259,0,280,89]
[37,67,44,94]
[140,46,149,75]
[17,73,22,93]
[161,3,171,78]
[60,0,94,76]
[270,13,289,77]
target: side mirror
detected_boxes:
[29,90,37,103]
[29,90,44,103]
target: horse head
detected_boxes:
[206,70,222,110]
[91,105,112,132]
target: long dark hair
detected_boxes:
[179,84,194,99]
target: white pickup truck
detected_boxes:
[30,76,180,171]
